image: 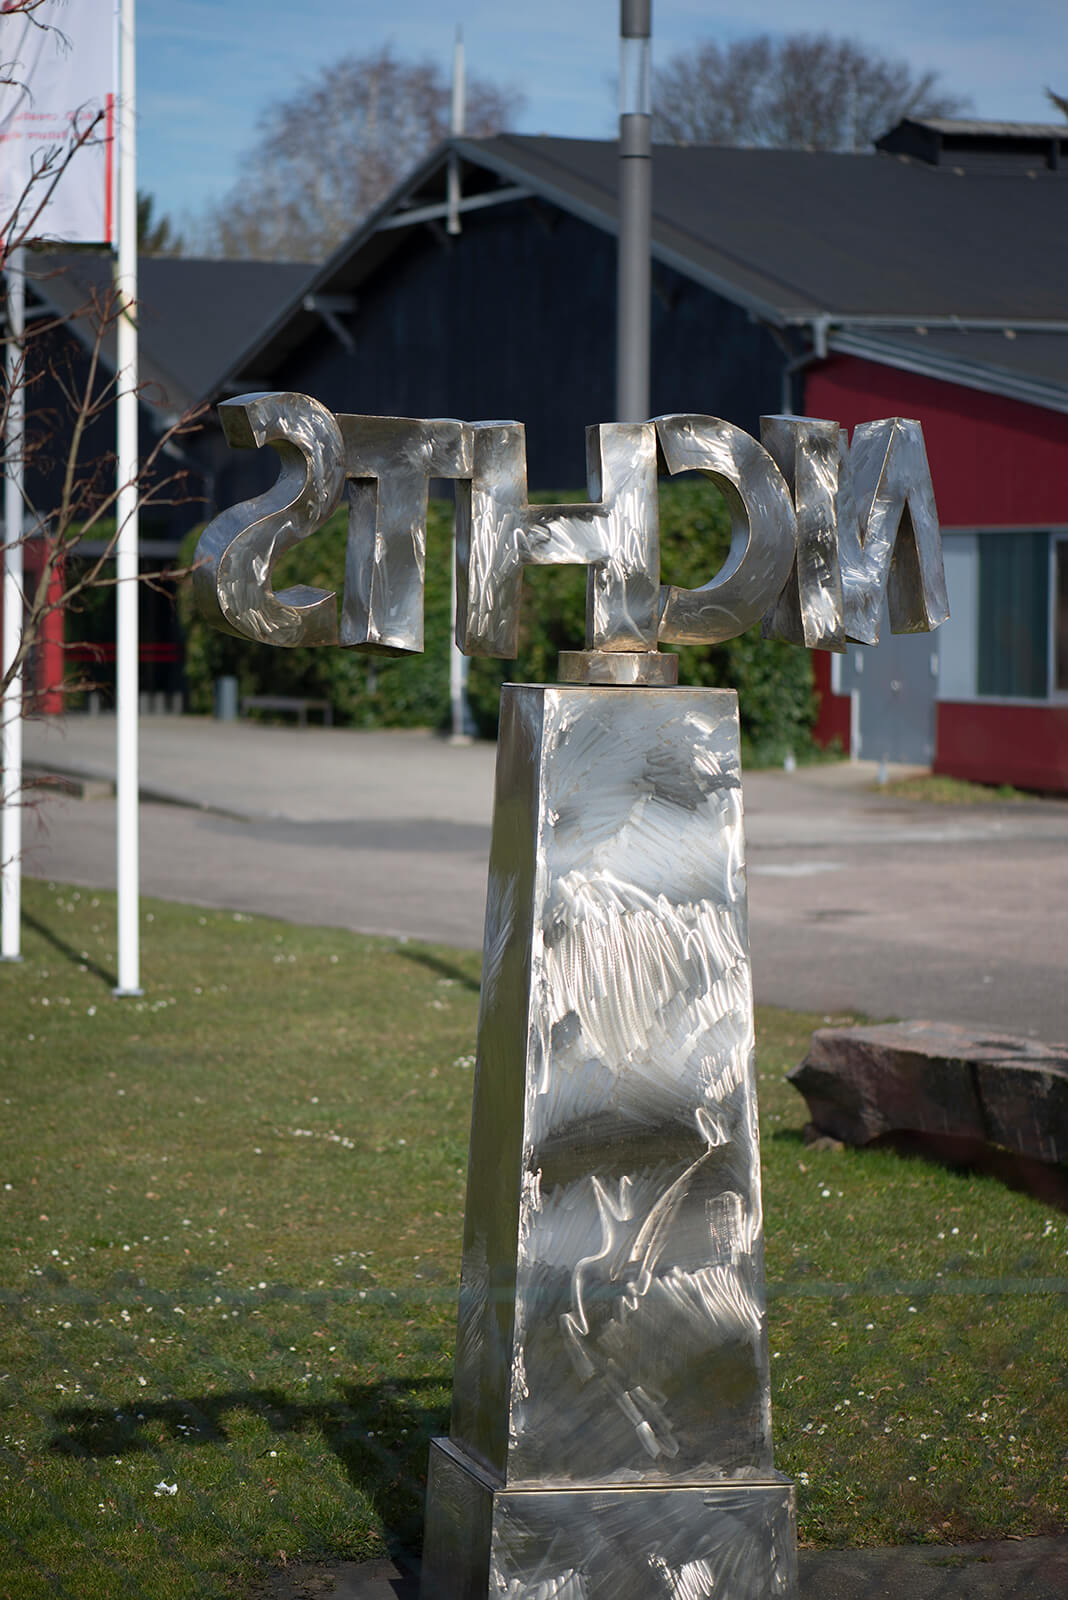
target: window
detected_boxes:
[977,532,1049,698]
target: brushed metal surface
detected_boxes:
[760,415,845,653]
[654,414,797,648]
[838,418,948,646]
[195,396,948,662]
[454,422,660,659]
[557,649,679,685]
[448,686,773,1490]
[338,415,472,655]
[422,1438,797,1599]
[193,391,345,646]
[422,1441,493,1600]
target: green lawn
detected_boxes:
[1,881,1065,1598]
[874,773,1035,804]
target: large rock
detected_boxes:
[788,1021,1068,1202]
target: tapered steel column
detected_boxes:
[616,0,652,423]
[421,683,796,1598]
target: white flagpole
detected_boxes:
[114,0,140,995]
[448,25,471,745]
[1,247,25,962]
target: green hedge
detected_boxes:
[180,479,817,764]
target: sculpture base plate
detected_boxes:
[421,1439,797,1599]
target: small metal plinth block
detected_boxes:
[422,1440,796,1599]
[558,648,678,686]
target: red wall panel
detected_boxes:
[811,650,851,752]
[805,357,1068,529]
[935,702,1068,793]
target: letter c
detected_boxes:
[655,415,797,646]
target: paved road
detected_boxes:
[21,714,1068,1041]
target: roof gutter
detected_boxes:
[783,313,1068,334]
[772,311,1068,416]
[827,326,1068,417]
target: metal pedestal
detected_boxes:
[422,685,796,1598]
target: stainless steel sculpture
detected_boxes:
[455,421,661,658]
[758,415,948,651]
[339,414,473,654]
[421,685,794,1598]
[655,415,797,648]
[195,397,948,1598]
[193,392,346,646]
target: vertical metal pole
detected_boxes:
[446,25,464,237]
[616,0,652,424]
[113,0,140,995]
[1,248,25,962]
[448,25,471,744]
[449,534,471,744]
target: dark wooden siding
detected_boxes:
[214,200,786,498]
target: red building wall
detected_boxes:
[0,544,65,715]
[805,356,1068,527]
[803,356,1068,791]
[811,652,851,751]
[936,703,1068,793]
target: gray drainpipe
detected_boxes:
[778,314,830,412]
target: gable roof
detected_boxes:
[25,252,314,420]
[212,130,1068,415]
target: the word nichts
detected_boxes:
[194,393,949,658]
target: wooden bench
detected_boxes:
[240,695,333,728]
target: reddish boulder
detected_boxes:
[788,1021,1068,1203]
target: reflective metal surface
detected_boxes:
[455,422,660,658]
[759,415,845,652]
[558,649,679,686]
[422,683,793,1595]
[188,398,955,1597]
[450,685,771,1485]
[423,1438,796,1599]
[838,418,949,646]
[195,396,949,664]
[194,393,345,646]
[654,415,797,647]
[338,415,471,654]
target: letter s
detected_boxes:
[194,392,345,646]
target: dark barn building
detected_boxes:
[15,120,1066,788]
[206,120,1068,790]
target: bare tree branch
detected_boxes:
[0,0,55,92]
[191,44,525,262]
[652,32,970,153]
[3,144,202,779]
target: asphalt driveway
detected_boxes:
[21,713,1068,1042]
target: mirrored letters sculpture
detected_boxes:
[196,397,947,1598]
[196,399,947,662]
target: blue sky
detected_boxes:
[138,0,1068,227]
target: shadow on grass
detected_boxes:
[21,908,118,989]
[48,1377,447,1556]
[769,1120,1068,1209]
[393,946,481,995]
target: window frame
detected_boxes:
[1051,532,1068,702]
[937,525,1068,707]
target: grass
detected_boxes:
[1,881,1065,1598]
[874,773,1036,805]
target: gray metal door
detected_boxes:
[837,601,939,765]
